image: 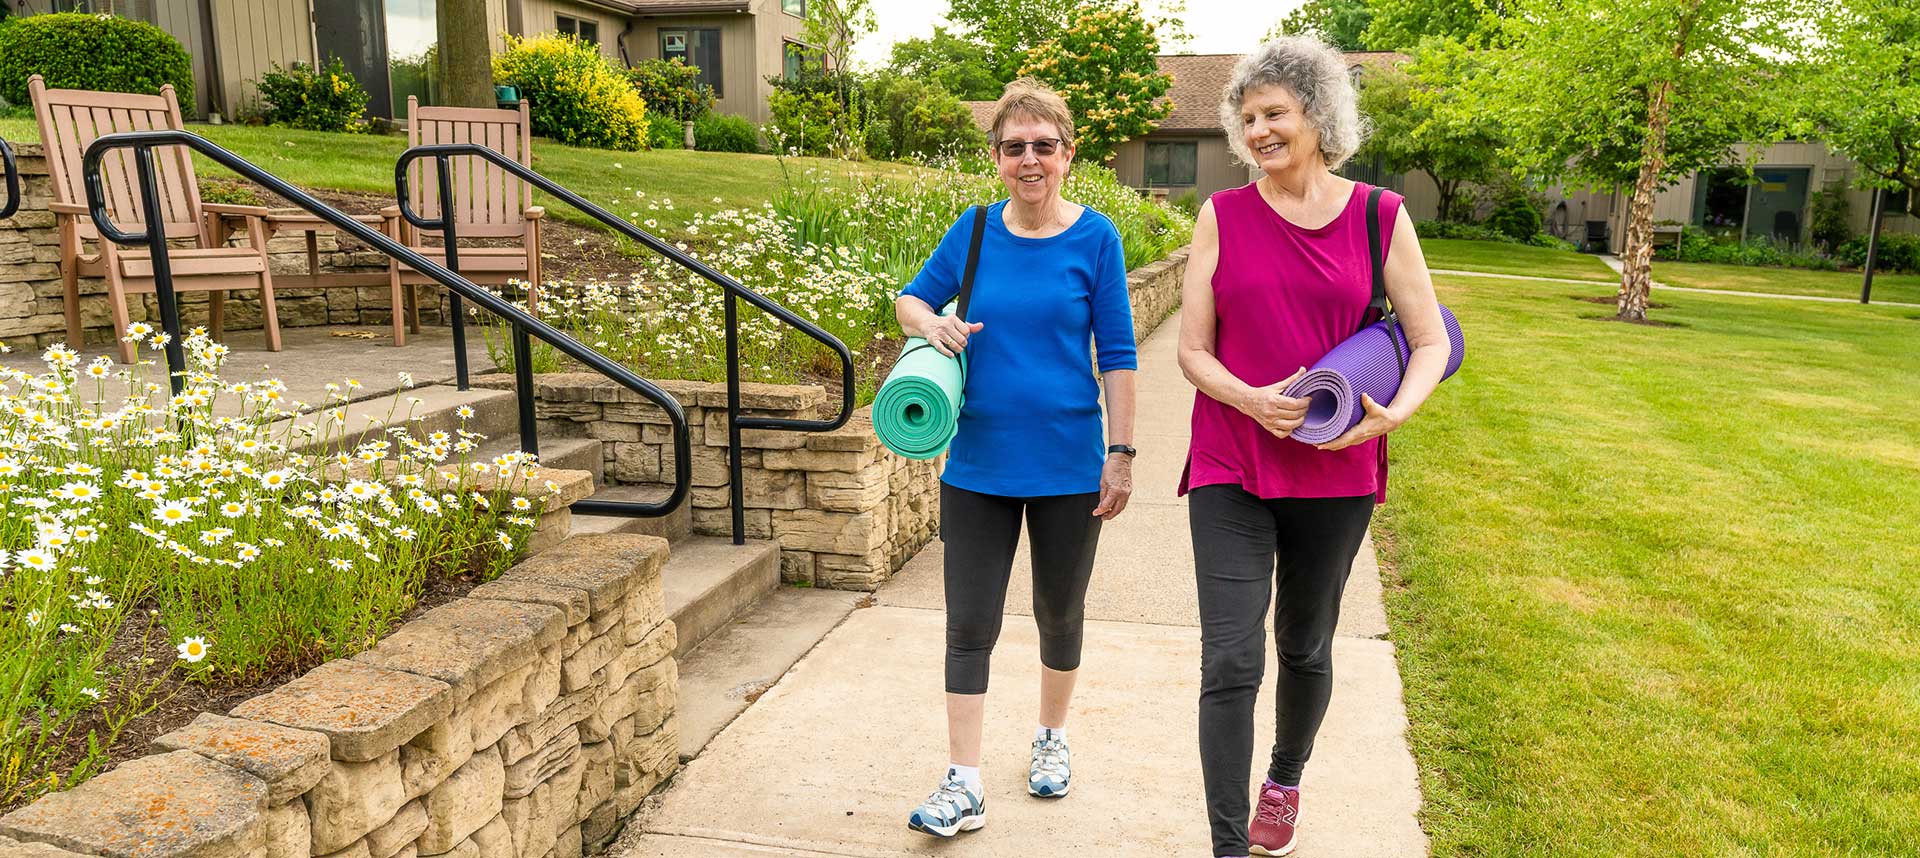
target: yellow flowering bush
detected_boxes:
[1019,2,1173,164]
[495,34,651,151]
[255,58,371,133]
[0,327,549,806]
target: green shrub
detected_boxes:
[1659,226,1841,270]
[0,13,193,114]
[1809,182,1853,253]
[1837,232,1920,274]
[1527,232,1576,251]
[862,72,985,163]
[766,71,865,158]
[694,112,760,153]
[1170,189,1201,217]
[646,115,684,149]
[628,58,713,124]
[255,58,371,133]
[1486,194,1544,241]
[1415,219,1520,243]
[494,34,649,151]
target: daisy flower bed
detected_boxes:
[479,162,1195,405]
[0,328,566,810]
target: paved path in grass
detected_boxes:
[613,313,1428,858]
[1429,263,1920,309]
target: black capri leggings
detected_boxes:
[940,482,1104,695]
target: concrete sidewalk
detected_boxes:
[613,312,1427,857]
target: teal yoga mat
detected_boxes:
[872,335,964,460]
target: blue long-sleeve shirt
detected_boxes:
[901,201,1136,497]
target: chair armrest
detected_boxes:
[202,202,273,218]
[524,205,546,220]
[47,201,91,216]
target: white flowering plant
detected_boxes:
[0,327,549,806]
[478,161,1193,404]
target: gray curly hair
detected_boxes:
[1219,36,1371,170]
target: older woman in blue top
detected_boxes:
[893,78,1138,839]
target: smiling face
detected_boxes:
[993,115,1075,207]
[1239,83,1323,175]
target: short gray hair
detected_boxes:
[1219,36,1370,170]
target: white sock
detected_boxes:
[1035,725,1067,743]
[947,764,982,794]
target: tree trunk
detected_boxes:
[1617,78,1675,322]
[1427,171,1459,222]
[439,0,496,109]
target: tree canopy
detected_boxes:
[1268,0,1376,51]
[886,27,1003,101]
[1794,0,1920,214]
[1018,2,1174,164]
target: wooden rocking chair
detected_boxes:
[29,75,280,364]
[388,96,544,345]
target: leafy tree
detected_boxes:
[629,58,715,123]
[1794,0,1920,295]
[947,0,1088,80]
[1267,0,1375,51]
[1018,2,1173,165]
[1364,0,1505,50]
[887,26,1003,100]
[863,71,987,162]
[1357,43,1502,222]
[801,0,876,77]
[1468,0,1803,322]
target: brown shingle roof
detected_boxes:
[1151,51,1410,134]
[620,0,749,12]
[962,100,997,135]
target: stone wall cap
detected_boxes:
[466,579,593,625]
[230,660,452,762]
[0,836,93,858]
[0,751,266,858]
[150,713,331,805]
[802,408,881,453]
[351,597,566,700]
[497,533,668,615]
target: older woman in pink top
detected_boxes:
[1176,37,1452,858]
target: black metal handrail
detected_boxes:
[396,143,856,545]
[79,129,690,518]
[0,138,20,220]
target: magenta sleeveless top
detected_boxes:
[1179,181,1401,503]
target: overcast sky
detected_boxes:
[848,0,1311,68]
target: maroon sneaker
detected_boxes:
[1248,781,1299,856]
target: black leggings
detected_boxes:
[1189,484,1374,857]
[940,483,1103,695]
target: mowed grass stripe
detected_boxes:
[1378,276,1920,855]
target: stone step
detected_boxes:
[663,537,781,662]
[569,483,693,544]
[287,385,519,457]
[471,434,604,486]
[671,586,864,760]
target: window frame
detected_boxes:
[1144,140,1198,188]
[661,28,724,97]
[782,38,821,80]
[782,0,806,18]
[556,14,598,45]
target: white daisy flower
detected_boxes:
[176,636,210,663]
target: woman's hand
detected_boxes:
[1240,367,1312,439]
[1091,454,1133,521]
[923,314,984,358]
[1316,393,1404,451]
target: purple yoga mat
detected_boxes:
[1283,305,1465,445]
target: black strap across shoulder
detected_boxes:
[1365,186,1409,377]
[955,203,988,321]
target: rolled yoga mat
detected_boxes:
[1283,304,1466,446]
[872,335,966,460]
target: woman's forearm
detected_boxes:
[1179,348,1255,415]
[1102,369,1136,447]
[1384,338,1450,419]
[895,295,941,339]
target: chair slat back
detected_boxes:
[28,76,203,241]
[406,97,532,239]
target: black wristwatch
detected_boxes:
[1107,444,1137,458]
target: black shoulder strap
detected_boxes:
[1365,186,1409,377]
[955,204,988,321]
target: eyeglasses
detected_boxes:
[994,138,1062,159]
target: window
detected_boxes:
[556,14,599,45]
[783,40,822,80]
[782,0,805,16]
[1145,141,1198,187]
[1885,187,1911,217]
[661,28,723,96]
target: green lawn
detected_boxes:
[1419,237,1619,282]
[1379,277,1920,854]
[1652,259,1920,306]
[0,118,917,236]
